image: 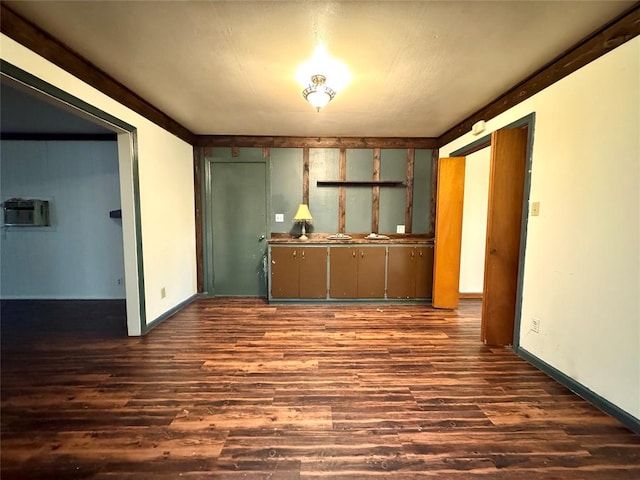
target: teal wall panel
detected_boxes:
[309,148,340,233]
[412,149,432,233]
[379,149,407,234]
[206,147,266,162]
[208,147,230,159]
[270,148,302,234]
[205,146,432,239]
[345,149,374,233]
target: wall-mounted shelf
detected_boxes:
[317,181,405,187]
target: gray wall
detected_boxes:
[0,140,125,299]
[209,147,432,235]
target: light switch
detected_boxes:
[275,213,284,223]
[531,202,540,217]
[396,224,405,234]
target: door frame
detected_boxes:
[450,113,536,349]
[1,61,147,336]
[201,150,271,296]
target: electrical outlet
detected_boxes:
[531,317,540,333]
[160,287,166,299]
[275,213,284,223]
[117,278,123,285]
[531,201,540,216]
[396,224,405,234]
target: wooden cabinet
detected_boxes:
[387,246,434,298]
[328,247,357,298]
[415,246,434,298]
[329,246,386,298]
[269,241,433,302]
[270,246,327,299]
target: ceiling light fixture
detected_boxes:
[302,74,336,112]
[297,45,350,113]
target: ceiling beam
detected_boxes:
[0,4,197,145]
[195,136,438,149]
[438,3,640,147]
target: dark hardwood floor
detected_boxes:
[1,298,639,479]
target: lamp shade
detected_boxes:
[305,88,332,111]
[293,204,313,223]
[302,74,336,112]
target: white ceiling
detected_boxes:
[4,1,635,138]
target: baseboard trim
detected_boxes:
[517,347,640,435]
[459,292,483,299]
[143,293,198,334]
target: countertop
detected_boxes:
[267,233,434,245]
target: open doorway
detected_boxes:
[0,65,144,336]
[433,114,535,348]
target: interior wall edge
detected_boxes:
[437,3,640,147]
[0,4,196,145]
[517,347,640,435]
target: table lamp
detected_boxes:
[293,203,313,240]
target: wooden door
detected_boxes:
[432,157,466,308]
[482,128,528,345]
[299,247,327,299]
[357,247,386,298]
[415,246,434,298]
[329,247,358,298]
[387,246,416,298]
[270,246,299,298]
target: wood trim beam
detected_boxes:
[429,149,439,237]
[405,149,415,234]
[302,148,310,204]
[0,4,196,145]
[338,149,346,233]
[196,136,439,149]
[372,148,381,233]
[193,147,204,293]
[438,3,640,147]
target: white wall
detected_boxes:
[459,147,490,294]
[441,38,640,420]
[1,34,197,329]
[1,140,125,299]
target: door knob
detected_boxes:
[258,234,266,241]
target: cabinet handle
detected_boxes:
[302,250,305,259]
[419,251,423,257]
[361,251,364,258]
[411,251,415,258]
[293,250,297,258]
[352,251,356,258]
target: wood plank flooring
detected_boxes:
[2,298,639,479]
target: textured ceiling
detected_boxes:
[3,1,635,137]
